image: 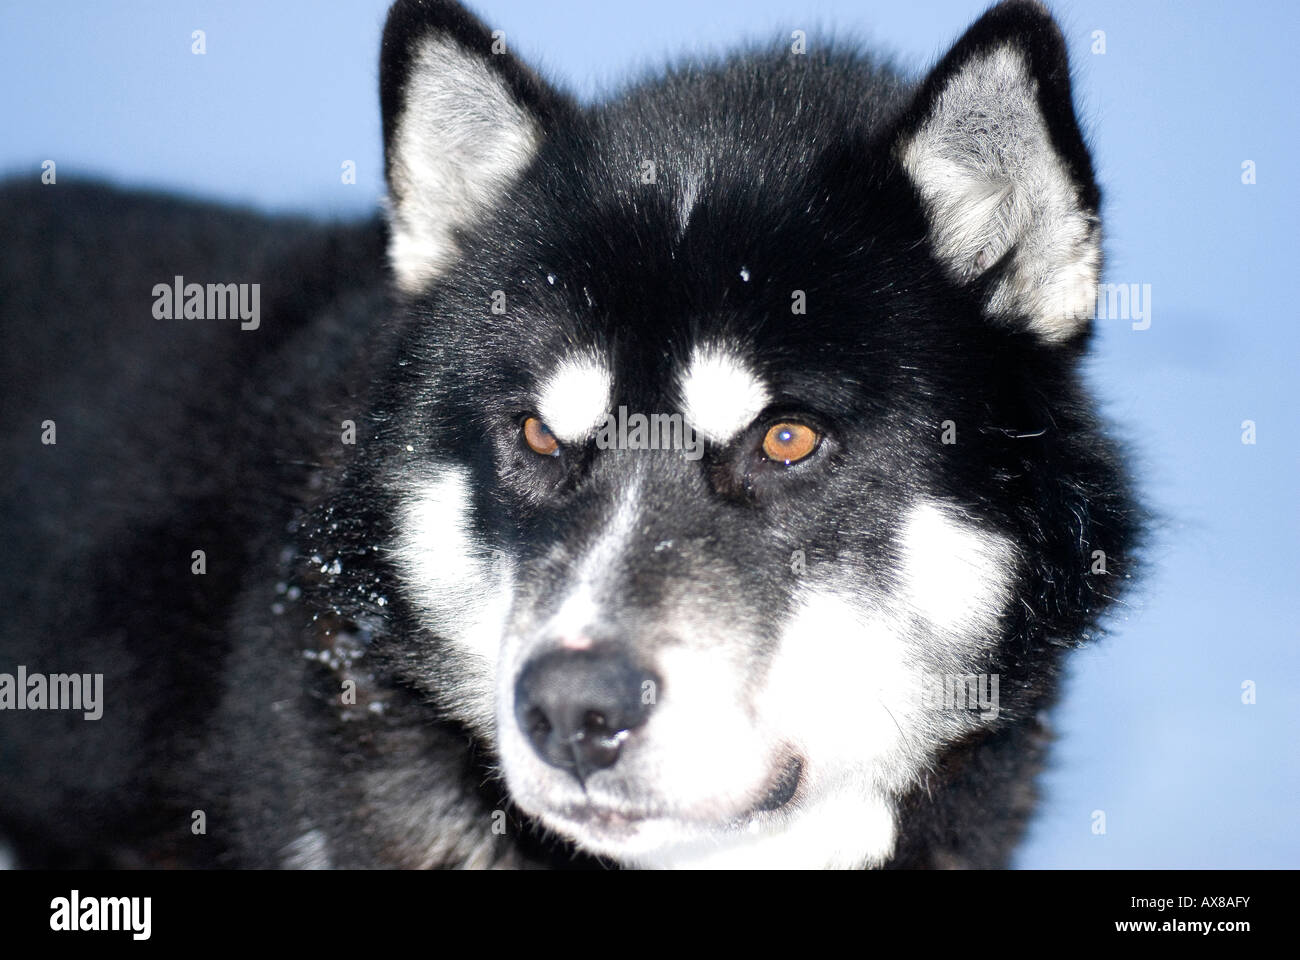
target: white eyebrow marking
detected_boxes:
[678,344,771,444]
[537,353,613,442]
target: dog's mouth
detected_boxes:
[549,754,805,839]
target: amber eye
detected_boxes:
[522,417,560,457]
[761,422,819,464]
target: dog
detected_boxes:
[0,0,1138,868]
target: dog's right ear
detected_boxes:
[890,0,1101,344]
[381,0,566,294]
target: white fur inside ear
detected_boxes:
[900,44,1099,341]
[387,35,541,294]
[678,345,770,444]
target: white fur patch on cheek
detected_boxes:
[537,354,613,442]
[898,501,1014,637]
[733,589,913,868]
[761,588,919,792]
[634,645,773,810]
[678,345,770,444]
[391,467,513,670]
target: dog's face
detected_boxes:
[377,0,1110,867]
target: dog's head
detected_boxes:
[373,0,1130,867]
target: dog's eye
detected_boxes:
[761,422,819,464]
[522,417,560,457]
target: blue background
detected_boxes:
[2,1,1296,867]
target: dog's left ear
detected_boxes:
[380,0,568,294]
[894,0,1099,342]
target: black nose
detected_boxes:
[514,647,659,783]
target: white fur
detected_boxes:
[761,589,920,796]
[633,787,897,870]
[628,643,783,815]
[900,44,1099,341]
[386,36,541,294]
[899,500,1014,638]
[280,828,332,869]
[676,168,702,236]
[531,472,642,649]
[537,354,613,442]
[677,344,770,444]
[391,466,514,730]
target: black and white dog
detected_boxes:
[0,0,1137,868]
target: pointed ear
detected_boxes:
[380,0,567,294]
[894,0,1099,342]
